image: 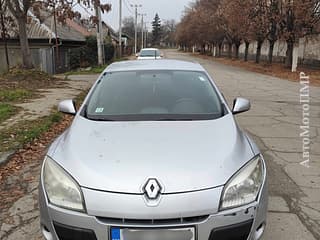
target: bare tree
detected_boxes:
[6,0,34,69]
[176,0,224,54]
[280,0,320,67]
[175,6,198,50]
[161,19,176,47]
[249,0,269,63]
[122,16,135,39]
[219,0,252,59]
[266,0,281,64]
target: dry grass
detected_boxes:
[192,53,320,86]
[0,68,65,91]
[0,68,67,123]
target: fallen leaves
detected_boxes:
[0,114,73,212]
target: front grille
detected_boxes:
[96,215,209,226]
[53,222,97,240]
[208,219,253,240]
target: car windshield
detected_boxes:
[140,49,160,57]
[85,70,223,121]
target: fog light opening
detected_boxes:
[254,222,266,240]
[41,224,53,240]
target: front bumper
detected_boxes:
[39,176,267,240]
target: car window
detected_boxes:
[140,50,160,57]
[85,70,223,121]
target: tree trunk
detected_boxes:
[17,17,33,69]
[244,41,249,61]
[212,44,216,57]
[285,40,294,68]
[268,40,275,64]
[0,9,9,71]
[218,43,222,57]
[227,42,232,58]
[3,36,9,70]
[255,40,262,64]
[235,44,240,59]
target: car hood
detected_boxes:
[50,114,254,194]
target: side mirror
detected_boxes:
[160,53,164,57]
[58,100,77,115]
[135,53,139,57]
[232,97,251,115]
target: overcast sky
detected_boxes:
[79,0,192,31]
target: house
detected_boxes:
[0,5,135,74]
[0,9,89,74]
[82,19,134,56]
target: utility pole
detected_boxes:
[139,13,146,50]
[95,5,103,66]
[144,22,148,48]
[119,0,122,58]
[53,2,61,71]
[131,4,142,54]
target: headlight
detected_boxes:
[43,156,86,212]
[220,155,264,210]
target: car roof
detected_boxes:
[104,59,205,72]
[140,48,159,51]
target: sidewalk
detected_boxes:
[0,74,98,240]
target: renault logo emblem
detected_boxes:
[143,178,162,200]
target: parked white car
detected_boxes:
[136,48,163,60]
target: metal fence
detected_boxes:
[0,46,54,74]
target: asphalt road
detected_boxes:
[1,50,319,240]
[164,49,320,240]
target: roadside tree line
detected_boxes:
[175,0,320,67]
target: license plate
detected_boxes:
[110,227,195,240]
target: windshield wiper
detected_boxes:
[156,118,194,121]
[87,116,115,121]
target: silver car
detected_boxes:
[39,60,268,240]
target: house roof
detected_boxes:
[2,6,125,44]
[65,19,92,38]
[33,11,86,42]
[3,8,85,42]
[88,21,119,41]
